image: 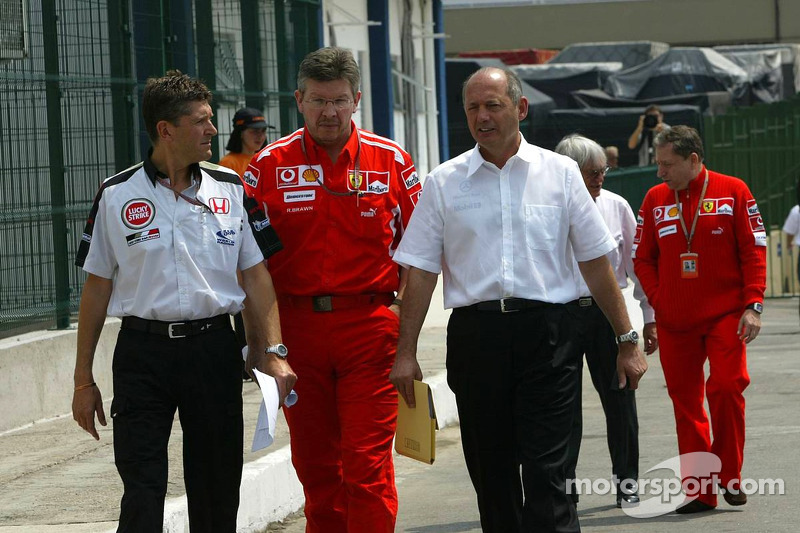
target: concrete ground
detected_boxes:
[1,292,797,532]
[270,297,800,533]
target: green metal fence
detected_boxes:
[0,0,318,336]
[704,96,800,297]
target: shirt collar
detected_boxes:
[466,132,534,177]
[143,148,201,187]
[302,121,359,164]
[687,164,708,191]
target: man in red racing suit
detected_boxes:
[241,47,421,532]
[633,126,766,513]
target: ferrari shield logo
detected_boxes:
[703,201,714,213]
[349,171,363,190]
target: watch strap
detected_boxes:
[745,302,763,314]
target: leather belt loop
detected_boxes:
[578,297,594,307]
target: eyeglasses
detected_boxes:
[304,98,353,110]
[584,166,611,179]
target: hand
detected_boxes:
[737,309,761,344]
[72,384,106,440]
[247,348,298,406]
[643,322,659,354]
[389,350,423,408]
[637,114,645,127]
[616,343,647,390]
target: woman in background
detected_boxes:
[219,107,272,379]
[219,107,271,176]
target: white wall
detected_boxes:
[322,0,440,175]
[0,320,119,434]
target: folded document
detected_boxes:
[395,380,438,464]
[242,347,298,452]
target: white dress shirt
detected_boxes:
[394,135,616,309]
[783,205,800,247]
[80,162,266,321]
[574,189,655,324]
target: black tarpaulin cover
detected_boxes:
[569,88,732,116]
[716,43,800,96]
[604,48,749,105]
[512,62,623,108]
[549,41,670,70]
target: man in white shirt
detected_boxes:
[390,67,648,533]
[555,134,657,509]
[71,71,296,532]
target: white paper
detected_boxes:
[243,347,298,452]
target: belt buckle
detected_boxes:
[168,322,186,338]
[312,296,333,312]
[579,297,593,308]
[499,298,519,313]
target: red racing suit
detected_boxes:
[633,166,766,506]
[242,123,421,532]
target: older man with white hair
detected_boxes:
[555,134,657,509]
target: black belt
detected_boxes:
[466,298,550,313]
[463,297,596,314]
[121,315,231,339]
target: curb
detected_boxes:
[105,370,458,533]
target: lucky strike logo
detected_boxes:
[122,199,155,229]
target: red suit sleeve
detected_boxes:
[734,182,767,305]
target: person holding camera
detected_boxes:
[627,104,668,166]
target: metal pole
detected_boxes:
[41,0,70,329]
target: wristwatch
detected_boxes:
[265,343,289,359]
[745,302,763,314]
[615,329,640,345]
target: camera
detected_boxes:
[643,114,659,129]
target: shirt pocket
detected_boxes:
[524,205,562,252]
[198,213,242,272]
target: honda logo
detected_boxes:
[208,197,230,214]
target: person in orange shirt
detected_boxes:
[218,107,272,177]
[219,107,274,367]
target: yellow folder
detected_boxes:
[395,379,438,464]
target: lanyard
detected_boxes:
[156,174,208,210]
[300,128,363,198]
[674,168,709,253]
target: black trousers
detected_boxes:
[111,326,244,533]
[447,304,583,533]
[565,303,639,496]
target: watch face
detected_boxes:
[267,344,288,358]
[630,330,640,342]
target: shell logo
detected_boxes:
[667,206,679,217]
[302,168,320,182]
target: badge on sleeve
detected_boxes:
[680,252,699,279]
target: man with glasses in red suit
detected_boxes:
[241,47,421,533]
